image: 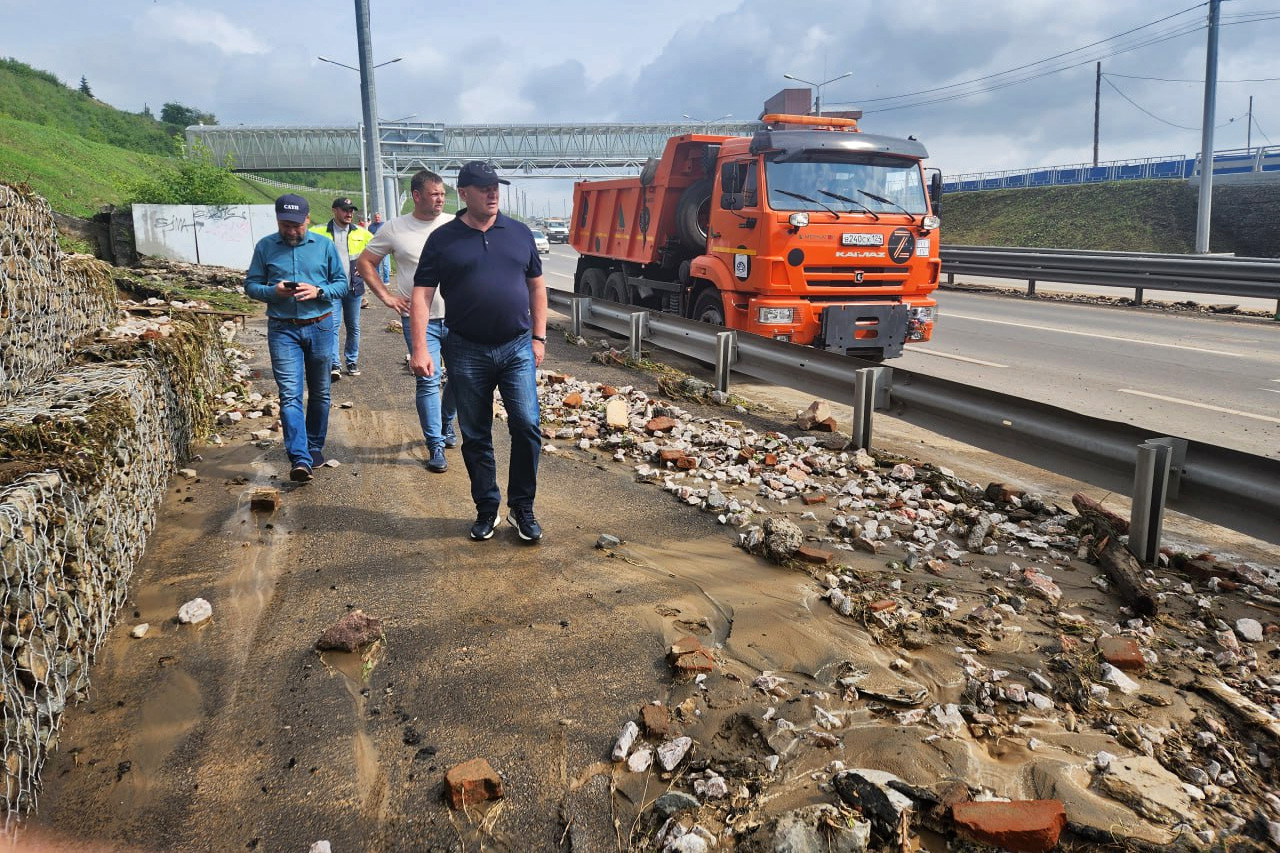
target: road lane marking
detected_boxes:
[546,270,573,279]
[943,313,1245,358]
[904,346,1007,368]
[1117,389,1280,425]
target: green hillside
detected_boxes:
[939,181,1232,253]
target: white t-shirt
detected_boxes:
[363,212,455,317]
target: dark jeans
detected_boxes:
[267,315,334,466]
[444,331,541,514]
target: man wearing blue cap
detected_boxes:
[244,194,349,483]
[411,161,548,543]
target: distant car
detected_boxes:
[545,221,570,243]
[531,229,551,254]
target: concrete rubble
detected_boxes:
[534,350,1280,851]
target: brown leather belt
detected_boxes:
[275,312,332,327]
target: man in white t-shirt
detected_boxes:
[356,170,457,473]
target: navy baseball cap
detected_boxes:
[332,196,357,210]
[275,194,309,223]
[457,161,510,188]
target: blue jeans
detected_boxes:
[444,331,541,513]
[268,315,334,466]
[331,290,362,368]
[401,318,457,451]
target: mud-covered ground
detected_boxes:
[20,301,1280,853]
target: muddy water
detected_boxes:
[319,644,387,814]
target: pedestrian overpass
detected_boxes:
[186,120,764,179]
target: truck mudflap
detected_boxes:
[818,304,909,358]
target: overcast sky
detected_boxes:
[5,0,1278,213]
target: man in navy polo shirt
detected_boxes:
[410,161,548,543]
[245,194,349,483]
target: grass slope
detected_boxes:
[940,181,1206,253]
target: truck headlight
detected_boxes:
[908,306,936,323]
[788,212,809,228]
[758,307,796,324]
[921,215,940,231]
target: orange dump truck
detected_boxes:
[570,114,941,359]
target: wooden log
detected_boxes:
[1071,492,1129,535]
[1073,495,1158,617]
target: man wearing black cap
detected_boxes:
[244,194,349,483]
[311,197,374,379]
[411,161,548,543]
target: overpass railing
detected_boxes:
[943,145,1280,193]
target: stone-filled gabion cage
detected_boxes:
[0,183,232,815]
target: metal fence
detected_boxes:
[943,145,1280,193]
[940,245,1280,317]
[549,289,1280,544]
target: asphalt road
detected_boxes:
[538,247,1280,460]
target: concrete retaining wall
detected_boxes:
[0,183,230,813]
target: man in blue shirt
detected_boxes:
[411,161,548,543]
[244,194,349,483]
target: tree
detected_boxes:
[160,102,217,128]
[125,136,247,206]
[78,76,92,97]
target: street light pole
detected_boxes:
[353,0,384,218]
[783,71,853,116]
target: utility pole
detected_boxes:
[354,0,384,218]
[1093,62,1101,167]
[1194,0,1221,254]
[1247,95,1253,152]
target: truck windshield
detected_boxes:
[765,154,927,215]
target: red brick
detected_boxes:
[641,704,672,737]
[813,417,837,432]
[581,425,599,439]
[737,448,753,463]
[801,493,827,505]
[763,453,778,466]
[1097,636,1145,673]
[645,416,677,434]
[952,800,1066,853]
[669,636,704,657]
[249,487,280,512]
[444,758,504,809]
[561,391,583,408]
[673,648,716,675]
[598,384,618,397]
[657,449,684,463]
[793,545,833,565]
[545,373,569,385]
[675,456,699,470]
[868,599,898,614]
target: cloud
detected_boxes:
[138,3,268,56]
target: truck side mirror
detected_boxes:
[720,162,744,194]
[928,169,943,213]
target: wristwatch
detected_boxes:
[532,334,547,343]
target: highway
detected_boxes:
[537,246,1280,460]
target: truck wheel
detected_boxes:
[676,177,713,254]
[604,272,629,305]
[580,268,606,298]
[691,288,725,327]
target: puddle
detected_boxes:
[320,642,386,810]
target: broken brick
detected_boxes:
[561,391,583,408]
[801,493,827,505]
[1097,636,1145,673]
[444,758,504,809]
[953,800,1066,853]
[645,416,677,434]
[793,545,833,565]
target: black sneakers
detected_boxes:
[507,506,543,543]
[469,512,499,541]
[289,462,313,482]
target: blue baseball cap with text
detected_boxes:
[275,194,309,223]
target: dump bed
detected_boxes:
[570,135,718,264]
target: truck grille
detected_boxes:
[805,265,904,288]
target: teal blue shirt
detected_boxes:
[244,231,349,320]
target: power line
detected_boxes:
[855,22,1206,114]
[1103,76,1249,131]
[1105,71,1280,83]
[843,3,1208,108]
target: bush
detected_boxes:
[124,137,248,206]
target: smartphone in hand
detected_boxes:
[281,280,300,290]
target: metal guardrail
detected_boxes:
[549,290,1280,544]
[941,245,1280,318]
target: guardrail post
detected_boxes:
[570,297,587,338]
[851,368,879,451]
[714,331,736,394]
[1274,297,1279,322]
[946,272,955,285]
[1133,287,1144,306]
[1027,279,1037,298]
[628,312,647,361]
[1130,440,1173,563]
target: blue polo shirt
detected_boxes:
[413,211,543,344]
[244,231,349,320]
